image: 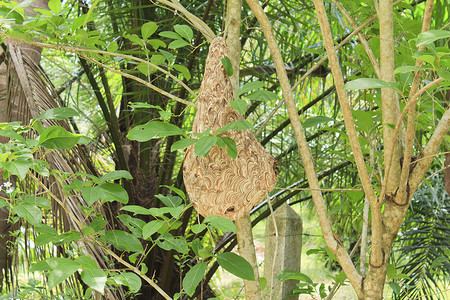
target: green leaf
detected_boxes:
[335,271,347,283]
[81,269,107,294]
[182,263,207,296]
[205,215,236,233]
[1,160,31,179]
[114,272,142,293]
[303,116,334,129]
[92,219,108,232]
[168,39,190,49]
[157,235,189,254]
[32,159,50,177]
[30,260,51,272]
[221,57,234,76]
[191,224,206,234]
[171,138,197,152]
[104,230,143,253]
[431,256,448,269]
[137,62,155,76]
[416,30,450,46]
[319,283,327,298]
[278,270,313,284]
[97,183,128,204]
[46,258,80,289]
[159,49,175,65]
[230,99,248,115]
[173,64,191,80]
[107,41,118,53]
[174,24,193,41]
[353,110,374,134]
[159,31,181,40]
[386,263,397,279]
[100,170,133,182]
[194,136,217,157]
[35,232,56,247]
[215,121,252,135]
[343,78,401,92]
[161,185,186,200]
[148,39,166,50]
[36,108,79,120]
[14,204,41,225]
[22,196,51,210]
[237,81,264,97]
[246,90,278,101]
[129,102,162,110]
[76,255,98,270]
[216,137,237,160]
[217,252,255,281]
[142,220,165,239]
[38,126,82,149]
[155,194,182,207]
[0,129,26,143]
[127,121,184,142]
[48,0,61,14]
[389,282,401,294]
[121,205,152,215]
[81,186,100,206]
[141,21,158,40]
[394,65,420,74]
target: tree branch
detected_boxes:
[396,0,434,205]
[245,0,362,297]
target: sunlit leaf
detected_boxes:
[174,24,193,41]
[416,30,450,46]
[36,107,79,120]
[127,121,184,142]
[81,269,107,294]
[38,126,82,149]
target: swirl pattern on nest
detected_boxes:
[183,37,278,221]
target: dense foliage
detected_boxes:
[0,0,448,299]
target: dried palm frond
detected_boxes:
[183,37,278,221]
[0,40,124,299]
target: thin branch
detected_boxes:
[1,34,197,107]
[80,53,194,107]
[330,0,381,78]
[380,77,445,200]
[102,246,172,300]
[245,0,362,297]
[396,0,434,205]
[312,0,377,207]
[409,106,450,194]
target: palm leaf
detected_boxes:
[393,176,449,300]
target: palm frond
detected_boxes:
[1,40,124,299]
[393,176,450,300]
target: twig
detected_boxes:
[396,0,434,205]
[330,0,381,78]
[102,246,172,300]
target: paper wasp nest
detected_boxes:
[183,37,278,221]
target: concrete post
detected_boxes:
[264,203,303,299]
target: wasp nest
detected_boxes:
[183,37,278,221]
